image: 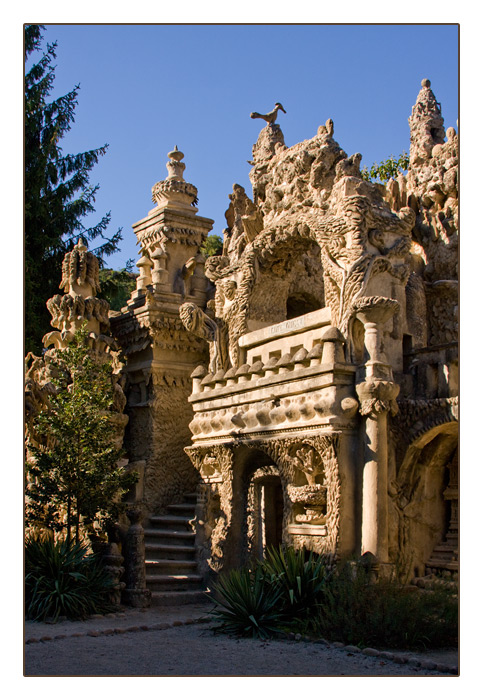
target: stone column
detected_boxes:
[122,507,151,608]
[356,380,399,562]
[353,296,400,566]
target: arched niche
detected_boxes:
[246,238,325,329]
[391,422,458,579]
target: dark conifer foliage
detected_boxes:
[24,25,122,354]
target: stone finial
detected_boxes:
[151,146,198,209]
[43,240,111,349]
[59,238,101,297]
[409,78,445,165]
[166,145,186,181]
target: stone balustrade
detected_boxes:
[188,310,358,442]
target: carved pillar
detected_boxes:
[151,247,169,290]
[135,255,153,293]
[354,296,400,565]
[122,507,152,607]
[356,380,399,562]
[191,253,207,297]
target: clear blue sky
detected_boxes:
[36,24,458,270]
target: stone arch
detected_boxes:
[390,421,458,579]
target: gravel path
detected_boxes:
[24,604,458,677]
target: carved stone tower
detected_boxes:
[110,148,214,517]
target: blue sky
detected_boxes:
[33,24,459,271]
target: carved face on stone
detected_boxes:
[223,280,237,301]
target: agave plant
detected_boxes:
[25,535,116,622]
[260,545,331,621]
[208,566,284,639]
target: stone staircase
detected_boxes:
[144,493,209,605]
[425,533,459,579]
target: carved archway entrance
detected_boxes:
[232,446,286,564]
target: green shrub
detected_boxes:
[208,566,284,639]
[208,551,458,649]
[314,559,458,649]
[25,535,116,622]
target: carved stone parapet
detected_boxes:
[356,379,400,417]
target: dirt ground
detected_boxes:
[24,603,459,677]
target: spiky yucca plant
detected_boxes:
[208,566,284,639]
[25,535,116,622]
[260,545,331,620]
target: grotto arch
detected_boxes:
[390,421,458,579]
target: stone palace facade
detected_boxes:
[29,79,459,605]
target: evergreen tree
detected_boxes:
[99,266,137,312]
[26,326,136,544]
[25,25,122,354]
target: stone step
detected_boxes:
[146,573,204,592]
[428,545,458,560]
[166,503,196,516]
[149,514,193,528]
[146,559,198,572]
[145,543,196,560]
[150,589,210,607]
[425,559,459,572]
[144,529,195,548]
[183,492,198,503]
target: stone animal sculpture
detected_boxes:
[250,102,286,125]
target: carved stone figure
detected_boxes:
[250,102,286,125]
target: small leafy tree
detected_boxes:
[200,234,223,257]
[26,326,136,544]
[361,151,409,184]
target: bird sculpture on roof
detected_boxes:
[250,102,286,125]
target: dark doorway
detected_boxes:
[254,475,284,557]
[286,293,321,320]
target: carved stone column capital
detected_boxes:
[356,379,400,417]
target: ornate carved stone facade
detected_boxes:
[178,81,458,583]
[64,79,458,591]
